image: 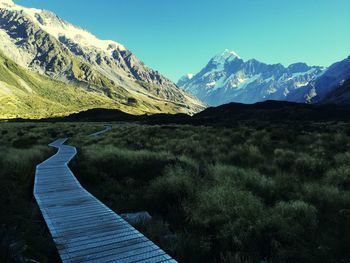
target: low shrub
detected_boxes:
[324,166,350,190]
[208,164,276,203]
[147,164,197,214]
[226,144,264,167]
[76,145,173,182]
[188,185,265,252]
[12,136,38,149]
[274,148,296,171]
[265,200,318,262]
[293,154,327,179]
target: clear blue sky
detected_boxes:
[15,0,350,82]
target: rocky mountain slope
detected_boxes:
[0,0,204,118]
[323,77,350,104]
[178,49,325,106]
[288,56,350,104]
[0,50,122,119]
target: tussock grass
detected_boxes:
[68,121,350,262]
[2,121,350,262]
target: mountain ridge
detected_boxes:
[178,49,325,106]
[0,0,204,118]
[296,55,350,104]
[179,49,350,107]
[18,100,350,124]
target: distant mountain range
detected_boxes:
[0,0,204,119]
[178,50,350,106]
[2,0,350,119]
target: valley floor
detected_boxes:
[1,120,350,262]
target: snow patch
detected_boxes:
[227,74,260,91]
[283,88,290,97]
[206,81,216,87]
[294,82,309,88]
[0,0,14,7]
[267,87,277,94]
[227,49,241,59]
[306,85,317,103]
[1,1,127,54]
[212,49,241,64]
[187,74,194,80]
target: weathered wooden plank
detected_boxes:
[50,210,116,223]
[122,252,172,263]
[67,236,150,259]
[34,136,177,263]
[83,244,165,263]
[71,240,158,262]
[65,231,143,251]
[89,125,112,137]
[55,226,140,244]
[53,216,118,231]
[135,254,174,263]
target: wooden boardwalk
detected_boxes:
[89,126,112,137]
[34,138,177,263]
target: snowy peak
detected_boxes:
[187,73,194,80]
[211,49,241,64]
[0,0,14,5]
[178,51,325,106]
[178,73,195,87]
[221,49,241,59]
[0,0,14,9]
[33,10,127,52]
[0,1,126,53]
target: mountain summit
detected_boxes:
[178,50,325,106]
[213,49,241,61]
[0,0,13,5]
[0,0,204,118]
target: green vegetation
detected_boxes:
[0,51,202,119]
[69,121,350,262]
[0,51,126,119]
[1,121,350,262]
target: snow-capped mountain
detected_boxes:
[0,0,204,117]
[288,55,350,104]
[177,74,194,87]
[178,49,325,106]
[317,56,350,100]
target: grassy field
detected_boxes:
[1,121,350,262]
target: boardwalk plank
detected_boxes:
[66,231,143,252]
[56,227,140,246]
[74,240,158,262]
[34,136,177,263]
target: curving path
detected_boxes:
[34,137,177,263]
[89,125,112,137]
